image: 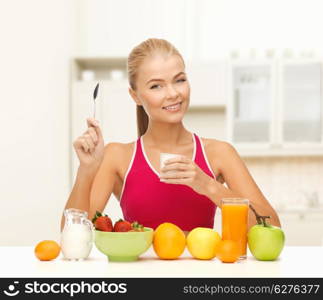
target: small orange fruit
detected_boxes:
[216,240,239,263]
[153,222,186,259]
[34,240,61,261]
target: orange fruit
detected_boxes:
[216,240,239,263]
[153,223,186,259]
[34,240,61,261]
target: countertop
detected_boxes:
[1,246,323,278]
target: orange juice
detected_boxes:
[221,198,249,259]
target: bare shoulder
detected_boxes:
[103,141,135,159]
[200,138,240,169]
[102,141,135,173]
[201,138,236,156]
[104,141,130,152]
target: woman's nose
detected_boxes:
[165,84,179,99]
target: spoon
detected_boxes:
[93,83,99,119]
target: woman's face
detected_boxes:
[130,54,190,123]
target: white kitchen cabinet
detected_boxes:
[228,59,323,157]
[186,60,227,107]
[228,60,275,145]
[100,79,137,144]
[279,60,322,144]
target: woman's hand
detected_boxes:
[159,156,214,196]
[73,118,105,170]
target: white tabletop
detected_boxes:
[0,246,322,278]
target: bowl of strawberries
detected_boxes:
[92,211,153,262]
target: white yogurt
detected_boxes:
[60,223,93,260]
[160,153,183,170]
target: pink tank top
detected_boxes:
[120,133,217,231]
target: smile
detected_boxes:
[162,102,182,111]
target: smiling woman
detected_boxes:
[61,38,281,233]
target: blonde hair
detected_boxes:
[127,38,185,137]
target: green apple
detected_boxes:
[247,205,285,261]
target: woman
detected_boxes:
[61,38,280,233]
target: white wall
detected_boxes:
[75,0,323,59]
[196,0,323,59]
[75,0,192,58]
[0,0,75,245]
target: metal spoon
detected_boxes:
[93,83,99,119]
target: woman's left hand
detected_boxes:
[159,156,214,196]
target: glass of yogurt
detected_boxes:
[61,208,94,261]
[160,153,183,173]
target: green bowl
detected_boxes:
[94,227,154,262]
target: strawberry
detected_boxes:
[130,221,144,232]
[113,219,132,232]
[92,211,113,232]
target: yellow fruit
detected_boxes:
[187,227,221,260]
[153,223,186,259]
[34,240,61,261]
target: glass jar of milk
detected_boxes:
[61,208,94,260]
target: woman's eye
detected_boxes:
[150,79,186,89]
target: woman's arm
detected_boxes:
[87,143,123,221]
[205,141,281,230]
[60,143,119,231]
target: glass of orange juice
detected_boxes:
[221,198,249,259]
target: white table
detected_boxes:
[0,246,322,278]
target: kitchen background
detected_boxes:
[1,0,322,246]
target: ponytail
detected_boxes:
[136,105,149,137]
